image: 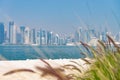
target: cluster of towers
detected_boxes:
[0,21,120,45]
[19,26,63,45]
[74,27,108,43]
[0,21,66,45]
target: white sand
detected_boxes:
[0,58,91,80]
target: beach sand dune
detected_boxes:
[0,59,90,80]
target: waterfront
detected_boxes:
[0,45,86,60]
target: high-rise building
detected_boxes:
[16,32,21,44]
[36,30,40,45]
[4,30,7,43]
[9,21,16,44]
[54,34,59,45]
[75,27,82,42]
[30,29,36,44]
[24,27,30,44]
[89,29,96,38]
[47,31,53,45]
[20,26,25,44]
[59,38,66,45]
[0,22,4,44]
[40,29,47,45]
[84,29,91,43]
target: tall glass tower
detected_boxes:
[47,31,53,45]
[9,21,16,44]
[20,26,25,44]
[0,22,4,44]
[54,34,59,45]
[24,27,30,44]
[75,27,82,42]
[40,29,47,45]
[30,29,36,44]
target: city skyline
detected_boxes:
[0,0,120,35]
[1,21,120,45]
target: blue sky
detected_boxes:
[0,0,120,35]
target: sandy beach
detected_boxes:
[0,59,91,80]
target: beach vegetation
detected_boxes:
[3,35,120,80]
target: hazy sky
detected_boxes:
[0,0,120,35]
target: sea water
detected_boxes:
[0,45,87,60]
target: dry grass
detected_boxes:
[3,35,120,80]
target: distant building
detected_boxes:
[84,29,95,43]
[30,29,36,44]
[36,30,40,45]
[66,35,74,43]
[101,32,106,42]
[9,21,16,44]
[20,26,25,44]
[75,27,82,42]
[16,32,21,44]
[54,34,59,45]
[40,29,47,45]
[4,30,8,43]
[0,22,4,44]
[75,27,98,43]
[84,29,90,43]
[59,38,65,45]
[24,27,30,44]
[47,31,53,45]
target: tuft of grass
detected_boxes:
[80,35,120,80]
[35,59,73,80]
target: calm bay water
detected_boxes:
[0,45,86,60]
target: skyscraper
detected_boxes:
[20,26,25,44]
[54,34,59,45]
[0,22,4,44]
[9,21,16,44]
[30,29,36,44]
[75,27,82,42]
[36,30,40,45]
[40,29,47,45]
[47,31,53,45]
[24,27,30,44]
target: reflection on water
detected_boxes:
[0,45,87,60]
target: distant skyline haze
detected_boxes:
[0,0,120,35]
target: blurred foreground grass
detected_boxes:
[3,35,120,80]
[78,35,120,80]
